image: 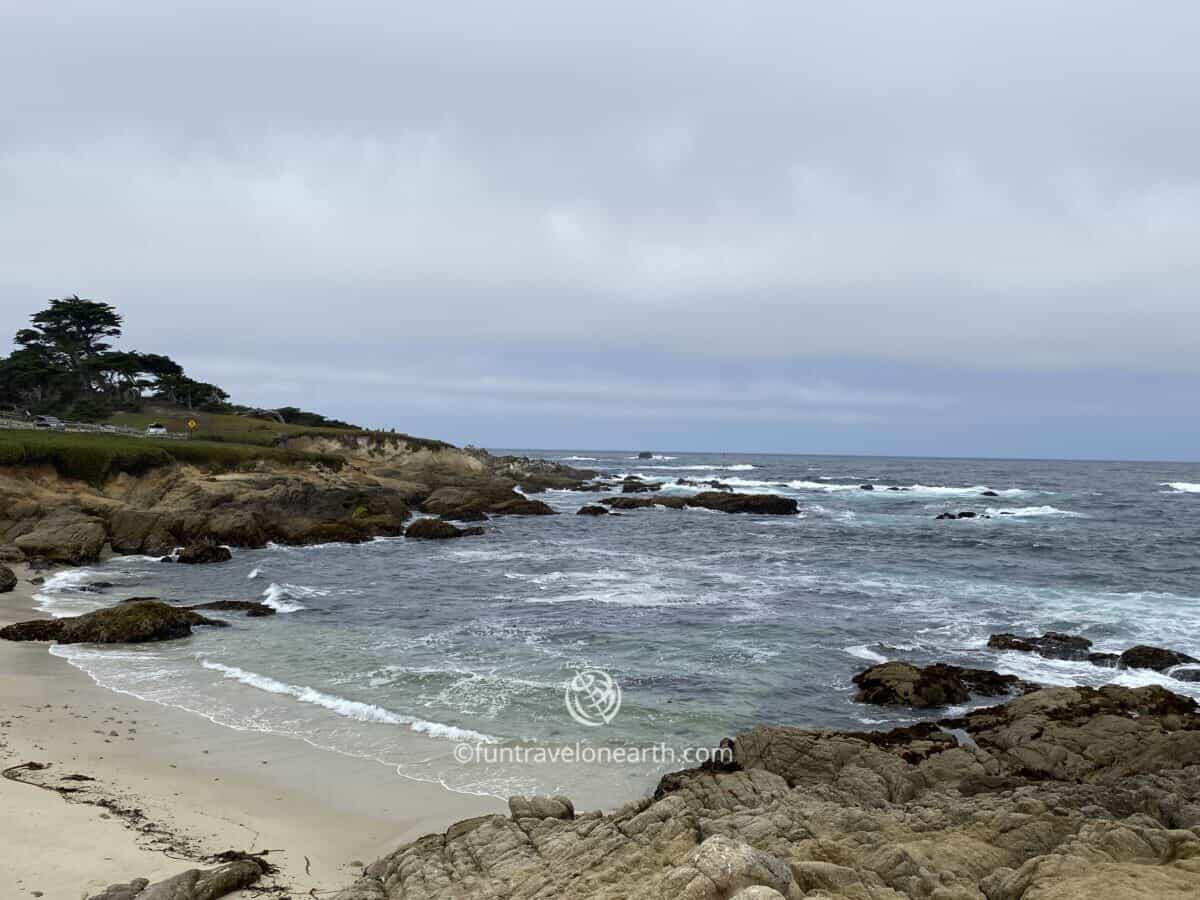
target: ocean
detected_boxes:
[33,451,1200,809]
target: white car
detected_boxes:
[145,423,168,436]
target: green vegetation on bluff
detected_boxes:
[0,429,342,485]
[107,408,358,446]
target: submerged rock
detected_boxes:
[405,518,485,539]
[0,564,15,593]
[169,541,233,564]
[187,600,277,617]
[0,600,225,644]
[852,660,1034,708]
[576,505,609,516]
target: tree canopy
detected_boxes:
[1,296,358,427]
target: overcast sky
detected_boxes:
[3,1,1199,459]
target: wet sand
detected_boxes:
[0,563,503,898]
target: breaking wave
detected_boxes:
[201,661,497,743]
[1162,482,1200,494]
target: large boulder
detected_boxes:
[489,498,556,516]
[852,661,1033,708]
[13,514,107,563]
[0,564,16,593]
[1118,644,1199,672]
[576,505,609,516]
[685,492,798,515]
[508,795,574,821]
[405,518,484,540]
[1,600,225,644]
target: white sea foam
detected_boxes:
[1162,482,1200,493]
[560,456,600,461]
[248,567,262,580]
[633,463,757,471]
[843,644,888,663]
[986,505,1083,518]
[260,582,325,613]
[201,661,497,743]
[788,481,1030,497]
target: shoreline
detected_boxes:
[0,562,503,899]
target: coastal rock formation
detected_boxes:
[990,632,1197,673]
[86,857,269,900]
[0,563,15,592]
[13,512,107,563]
[1119,644,1199,672]
[685,492,798,515]
[622,480,663,493]
[601,496,687,510]
[851,661,1035,708]
[332,685,1200,900]
[405,518,485,539]
[988,631,1096,661]
[0,600,224,644]
[169,540,233,564]
[576,505,609,516]
[0,434,586,561]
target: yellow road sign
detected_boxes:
[186,418,199,432]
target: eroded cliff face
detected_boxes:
[0,440,592,562]
[332,685,1200,900]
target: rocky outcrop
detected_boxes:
[0,600,224,644]
[86,857,269,899]
[685,492,798,515]
[991,632,1196,673]
[170,541,233,564]
[622,477,662,493]
[490,498,556,516]
[332,685,1200,900]
[0,436,587,561]
[1119,644,1199,672]
[601,496,687,510]
[405,518,485,540]
[576,505,609,516]
[13,512,107,563]
[851,660,1035,708]
[0,563,15,593]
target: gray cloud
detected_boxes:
[3,1,1199,455]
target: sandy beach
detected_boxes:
[0,563,503,899]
